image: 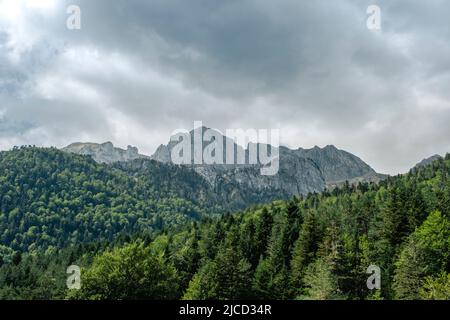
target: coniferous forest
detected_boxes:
[0,147,449,300]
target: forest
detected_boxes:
[0,147,226,254]
[0,147,449,299]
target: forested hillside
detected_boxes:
[0,147,223,254]
[1,152,449,299]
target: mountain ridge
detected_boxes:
[62,141,149,163]
[60,128,385,202]
[414,154,443,169]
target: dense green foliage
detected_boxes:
[0,148,449,300]
[68,241,179,300]
[0,147,220,253]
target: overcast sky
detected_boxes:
[1,0,449,174]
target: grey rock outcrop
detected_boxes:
[62,142,149,164]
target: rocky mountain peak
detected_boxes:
[150,129,382,195]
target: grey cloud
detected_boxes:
[0,0,449,173]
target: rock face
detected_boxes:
[150,127,383,200]
[62,142,149,164]
[294,145,375,184]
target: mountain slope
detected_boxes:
[0,147,218,252]
[414,154,443,169]
[294,145,376,183]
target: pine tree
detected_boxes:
[254,207,273,261]
[252,257,272,299]
[393,211,450,299]
[259,210,292,299]
[183,243,252,299]
[382,186,409,246]
[290,212,321,294]
[297,257,344,300]
[393,237,424,299]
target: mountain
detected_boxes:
[1,142,379,253]
[150,126,384,194]
[414,154,443,169]
[0,147,222,252]
[113,155,322,211]
[62,142,149,163]
[60,128,386,210]
[293,145,376,184]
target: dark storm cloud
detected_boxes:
[0,0,449,173]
